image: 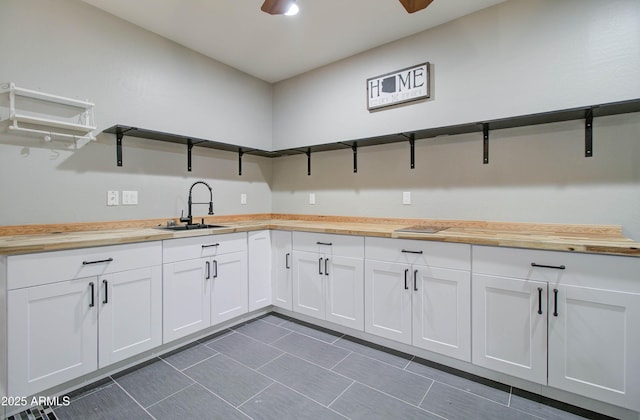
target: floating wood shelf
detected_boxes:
[103,97,640,173]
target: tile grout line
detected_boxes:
[110,375,159,420]
[418,379,434,408]
[328,350,354,370]
[327,380,356,408]
[356,381,447,420]
[236,381,276,411]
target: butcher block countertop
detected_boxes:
[0,214,638,257]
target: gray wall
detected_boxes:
[0,0,273,224]
[271,0,640,239]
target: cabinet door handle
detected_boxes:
[404,269,409,290]
[102,280,108,304]
[553,288,559,317]
[531,262,565,270]
[285,253,290,269]
[205,261,211,279]
[89,282,95,308]
[318,257,323,275]
[82,258,113,265]
[402,249,423,255]
[202,243,220,248]
[316,241,333,246]
[413,270,418,291]
[537,287,543,315]
[324,258,329,276]
[213,260,218,278]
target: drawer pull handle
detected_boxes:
[202,243,220,248]
[413,270,419,291]
[404,269,409,290]
[103,280,108,304]
[531,262,565,270]
[89,282,95,308]
[324,258,329,276]
[402,249,423,255]
[537,287,543,315]
[285,253,290,269]
[213,260,218,278]
[318,257,323,275]
[82,258,113,265]
[316,241,333,246]
[205,261,211,279]
[553,288,559,317]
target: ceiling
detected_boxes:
[81,0,507,83]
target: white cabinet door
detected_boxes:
[364,260,412,344]
[211,251,248,325]
[98,266,162,368]
[325,255,364,330]
[163,259,211,343]
[249,231,272,311]
[292,251,325,320]
[412,266,471,361]
[472,274,547,384]
[272,231,293,310]
[549,285,640,411]
[8,278,98,397]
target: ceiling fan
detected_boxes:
[260,0,435,15]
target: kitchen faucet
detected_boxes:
[180,181,214,225]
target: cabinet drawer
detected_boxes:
[365,237,470,270]
[7,241,162,290]
[292,232,363,259]
[472,246,640,290]
[163,232,247,263]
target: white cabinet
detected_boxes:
[292,232,364,330]
[271,230,293,310]
[471,273,547,384]
[162,233,248,343]
[7,242,162,398]
[364,238,471,361]
[248,230,272,311]
[472,245,640,411]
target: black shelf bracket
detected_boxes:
[115,126,135,167]
[187,139,193,172]
[306,148,311,176]
[483,123,490,164]
[352,143,358,173]
[409,133,416,169]
[585,109,593,157]
[238,148,244,176]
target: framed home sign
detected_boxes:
[366,62,430,111]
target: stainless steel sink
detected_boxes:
[156,224,226,231]
[395,225,449,234]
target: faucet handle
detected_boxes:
[179,209,190,223]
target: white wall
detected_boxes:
[273,0,640,149]
[271,0,640,240]
[0,0,273,225]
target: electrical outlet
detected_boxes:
[403,191,411,205]
[107,190,119,206]
[240,193,247,205]
[122,190,138,205]
[309,193,316,205]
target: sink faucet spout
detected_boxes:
[180,181,214,225]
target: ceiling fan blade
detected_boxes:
[398,0,435,14]
[261,0,294,15]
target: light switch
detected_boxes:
[122,190,138,205]
[309,193,316,205]
[403,191,411,205]
[240,193,247,205]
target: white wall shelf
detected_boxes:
[2,82,96,141]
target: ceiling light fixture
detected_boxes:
[284,2,299,16]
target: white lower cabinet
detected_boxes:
[162,233,248,343]
[271,231,293,310]
[364,238,471,361]
[292,232,364,330]
[7,242,162,398]
[248,230,272,311]
[472,245,640,411]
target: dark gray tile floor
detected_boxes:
[45,313,610,420]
